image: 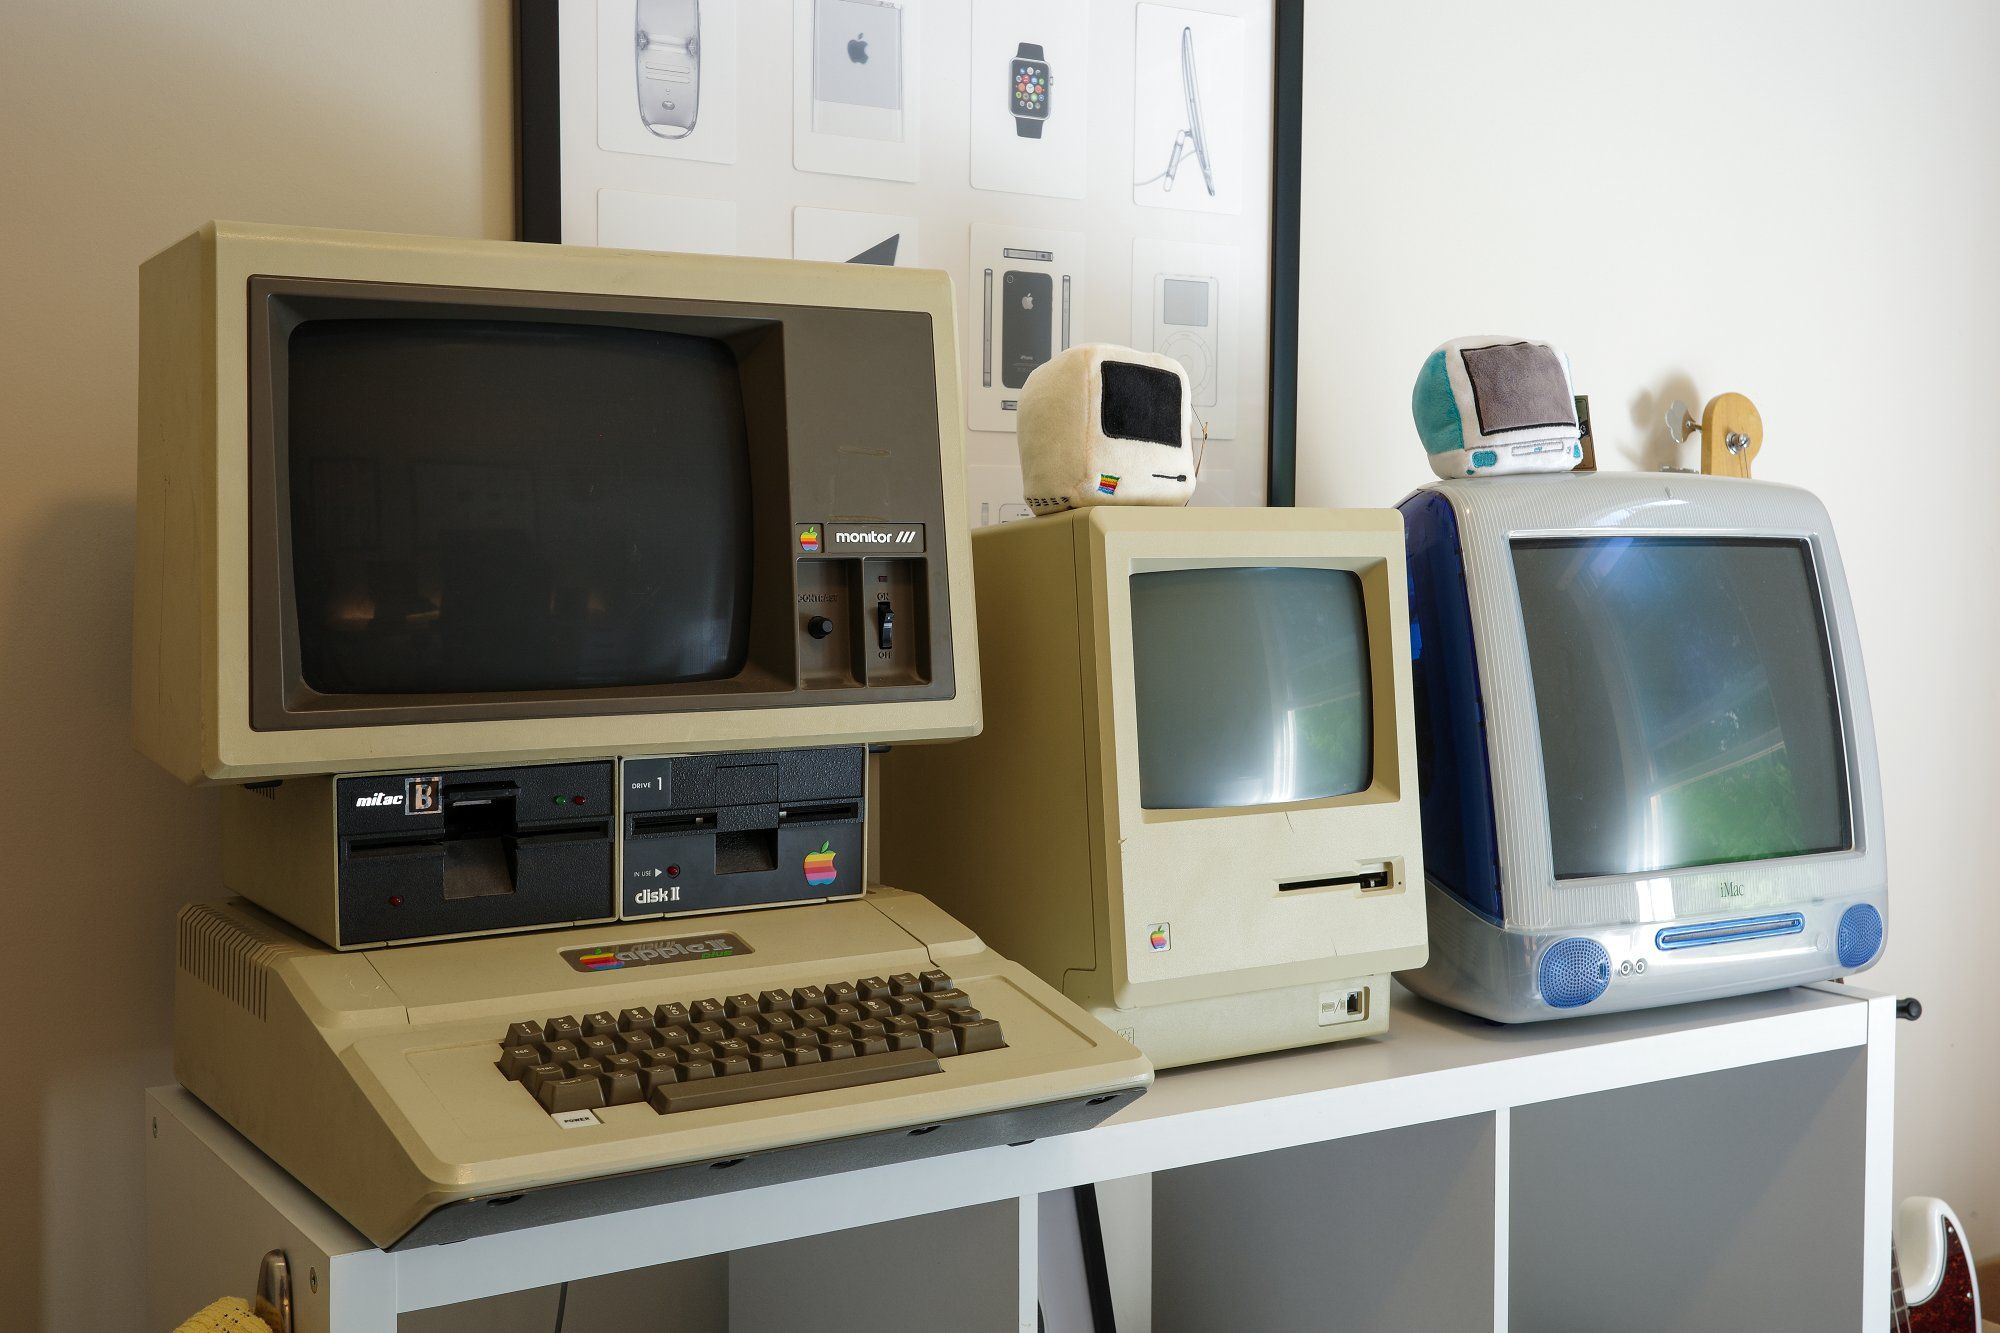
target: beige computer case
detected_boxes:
[879,508,1429,1067]
[133,222,980,784]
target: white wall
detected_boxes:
[1295,0,2000,1249]
[0,3,513,1329]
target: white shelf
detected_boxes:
[147,981,1895,1332]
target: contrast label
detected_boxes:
[560,931,754,973]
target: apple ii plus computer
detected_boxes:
[1398,471,1886,1021]
[878,507,1429,1068]
[133,222,1148,1249]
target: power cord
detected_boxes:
[551,1280,569,1332]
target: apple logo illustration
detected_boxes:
[847,32,869,64]
[1020,291,1036,311]
[804,841,839,887]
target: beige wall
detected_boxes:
[1296,0,2000,1258]
[0,2,513,1327]
[3,0,1995,1326]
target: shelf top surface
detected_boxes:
[1105,982,1877,1130]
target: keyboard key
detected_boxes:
[619,1029,659,1055]
[853,1019,887,1041]
[505,1020,543,1045]
[544,1016,583,1043]
[538,1039,582,1066]
[656,1025,694,1049]
[647,1049,941,1115]
[564,1058,605,1078]
[782,1029,820,1051]
[747,1035,787,1070]
[758,990,794,1013]
[580,1035,619,1061]
[691,998,726,1023]
[858,976,891,1000]
[641,1064,683,1095]
[725,994,760,1018]
[600,1057,644,1105]
[713,1040,752,1077]
[827,1003,863,1026]
[654,1002,690,1027]
[691,1020,727,1045]
[497,1045,542,1079]
[522,1063,564,1096]
[919,1027,959,1057]
[787,1045,823,1065]
[915,1012,951,1032]
[884,1015,918,1036]
[889,995,926,1017]
[725,1015,761,1040]
[582,1011,618,1038]
[952,1018,1006,1054]
[539,1074,606,1114]
[853,1031,890,1057]
[759,1012,797,1034]
[795,1007,830,1028]
[619,1008,657,1033]
[888,973,923,996]
[888,1031,923,1052]
[858,999,894,1023]
[824,981,860,1006]
[919,970,952,993]
[791,986,826,1008]
[928,989,973,1012]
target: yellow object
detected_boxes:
[1699,391,1764,477]
[174,1296,271,1333]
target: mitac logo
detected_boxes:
[354,792,401,809]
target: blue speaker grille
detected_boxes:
[1836,903,1883,970]
[1539,937,1611,1009]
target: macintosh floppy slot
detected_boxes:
[1280,865,1395,894]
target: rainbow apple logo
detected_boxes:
[799,526,821,553]
[804,841,839,886]
[578,950,623,971]
[1147,923,1170,952]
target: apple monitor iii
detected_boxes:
[134,222,1148,1247]
[1398,472,1886,1022]
[879,507,1428,1068]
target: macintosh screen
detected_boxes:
[285,318,754,695]
[1129,566,1373,810]
[1512,536,1852,879]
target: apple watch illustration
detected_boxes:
[635,0,701,140]
[1011,42,1051,138]
[1017,345,1198,515]
[812,0,907,142]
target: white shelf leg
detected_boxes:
[1492,1106,1510,1333]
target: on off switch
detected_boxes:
[806,615,834,639]
[875,602,895,651]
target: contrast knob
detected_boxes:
[807,616,834,639]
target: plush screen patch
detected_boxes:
[1018,344,1196,514]
[1100,361,1183,446]
[1412,335,1582,479]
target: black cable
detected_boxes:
[551,1280,569,1332]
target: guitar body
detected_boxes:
[1894,1196,1982,1331]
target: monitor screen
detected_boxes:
[1511,536,1851,879]
[285,318,753,696]
[1129,566,1373,810]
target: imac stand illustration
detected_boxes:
[635,0,702,139]
[1148,27,1215,196]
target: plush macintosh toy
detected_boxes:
[1411,335,1584,479]
[1018,344,1197,515]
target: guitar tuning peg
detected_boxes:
[1665,399,1699,446]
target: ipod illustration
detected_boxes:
[1002,270,1055,389]
[812,0,906,141]
[1154,272,1218,407]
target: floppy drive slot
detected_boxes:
[1281,865,1393,894]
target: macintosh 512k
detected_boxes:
[133,222,1148,1249]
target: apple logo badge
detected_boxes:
[1021,292,1036,311]
[847,32,869,64]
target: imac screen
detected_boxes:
[285,319,753,695]
[1512,537,1851,878]
[1129,566,1373,810]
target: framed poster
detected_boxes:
[515,0,1297,512]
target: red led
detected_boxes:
[667,864,681,877]
[572,794,586,805]
[389,895,404,907]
